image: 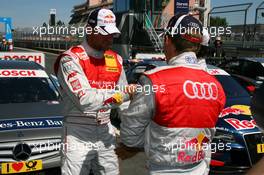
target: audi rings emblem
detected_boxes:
[183,80,218,100]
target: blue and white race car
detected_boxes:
[123,60,264,175]
[207,66,264,174]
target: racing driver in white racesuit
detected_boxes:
[120,14,226,175]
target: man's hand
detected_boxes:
[125,84,137,99]
[103,92,123,106]
[115,143,143,160]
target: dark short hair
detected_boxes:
[165,14,203,54]
[167,34,201,54]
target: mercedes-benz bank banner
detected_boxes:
[175,0,189,15]
[0,117,63,131]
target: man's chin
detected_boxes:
[104,45,113,51]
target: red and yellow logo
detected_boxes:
[178,133,209,163]
[220,105,251,118]
[184,133,209,151]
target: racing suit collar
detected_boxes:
[168,52,197,65]
[82,40,104,59]
[168,52,207,71]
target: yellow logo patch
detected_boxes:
[105,54,118,72]
[105,54,117,67]
[257,144,264,153]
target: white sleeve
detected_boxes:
[57,55,128,112]
[115,54,130,109]
[116,66,131,109]
[120,75,155,147]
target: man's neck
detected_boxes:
[166,51,178,64]
[82,39,104,58]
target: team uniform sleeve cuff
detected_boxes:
[121,92,130,102]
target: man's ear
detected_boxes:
[164,35,170,45]
[166,36,176,50]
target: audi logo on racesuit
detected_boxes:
[183,80,218,100]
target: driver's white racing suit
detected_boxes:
[55,40,129,175]
[120,52,226,175]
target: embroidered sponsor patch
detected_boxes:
[62,62,74,73]
[76,52,89,60]
[70,79,82,91]
[176,133,209,163]
[106,67,119,72]
[67,71,77,81]
[185,56,197,64]
[105,54,117,67]
[77,90,86,99]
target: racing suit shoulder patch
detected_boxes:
[70,46,85,53]
[70,45,89,60]
[54,53,75,75]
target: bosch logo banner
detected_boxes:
[183,80,218,100]
[0,52,45,67]
[0,70,36,77]
[0,117,63,131]
[0,69,48,78]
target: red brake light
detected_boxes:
[210,160,225,167]
[246,85,256,93]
